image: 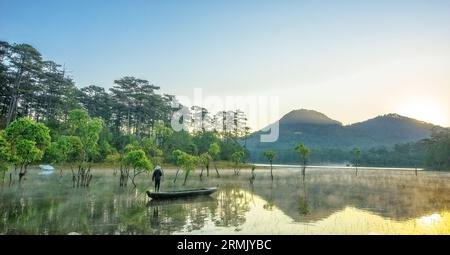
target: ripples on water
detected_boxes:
[1,168,450,234]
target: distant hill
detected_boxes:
[278,109,342,126]
[346,113,437,147]
[244,109,441,163]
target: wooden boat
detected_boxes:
[147,196,215,206]
[146,187,218,200]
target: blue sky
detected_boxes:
[1,0,450,128]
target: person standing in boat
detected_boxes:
[152,166,164,192]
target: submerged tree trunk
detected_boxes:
[119,164,129,187]
[270,163,273,180]
[302,159,307,181]
[131,168,138,188]
[173,168,181,183]
[183,172,189,185]
[249,170,256,184]
[233,163,241,176]
[18,164,27,183]
[73,164,93,188]
[214,162,220,177]
[71,167,76,188]
[301,159,306,182]
[302,167,305,182]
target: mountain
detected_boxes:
[346,113,437,146]
[279,109,342,126]
[244,109,441,163]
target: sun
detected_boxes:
[397,98,447,126]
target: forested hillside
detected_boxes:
[0,41,250,183]
[245,109,449,169]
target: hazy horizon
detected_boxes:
[1,0,449,129]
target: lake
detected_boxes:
[1,167,450,234]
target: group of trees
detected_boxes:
[263,143,311,181]
[423,129,450,171]
[0,41,250,187]
[252,134,448,171]
[0,42,79,129]
[48,110,103,187]
[261,129,450,176]
[0,118,50,183]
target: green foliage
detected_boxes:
[92,127,113,162]
[67,109,103,162]
[1,42,79,129]
[208,143,221,160]
[352,148,361,165]
[142,137,163,165]
[15,140,43,165]
[0,131,11,180]
[198,152,212,177]
[172,149,199,185]
[193,131,220,154]
[0,131,11,161]
[219,140,246,161]
[231,150,245,175]
[5,117,51,151]
[295,143,310,165]
[79,85,112,123]
[263,150,276,179]
[164,131,197,162]
[46,136,83,164]
[95,139,113,162]
[263,150,275,163]
[424,130,450,170]
[199,152,212,166]
[5,117,50,167]
[110,76,173,139]
[153,122,173,147]
[124,143,140,153]
[104,151,121,164]
[113,134,137,154]
[231,151,245,165]
[1,117,50,181]
[123,149,153,172]
[123,149,153,188]
[295,143,310,179]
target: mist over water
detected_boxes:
[1,168,450,234]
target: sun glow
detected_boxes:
[417,213,442,227]
[397,98,447,126]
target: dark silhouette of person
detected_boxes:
[152,166,163,192]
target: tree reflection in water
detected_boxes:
[214,187,251,228]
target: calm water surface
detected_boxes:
[1,168,450,234]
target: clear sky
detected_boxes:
[1,0,450,129]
